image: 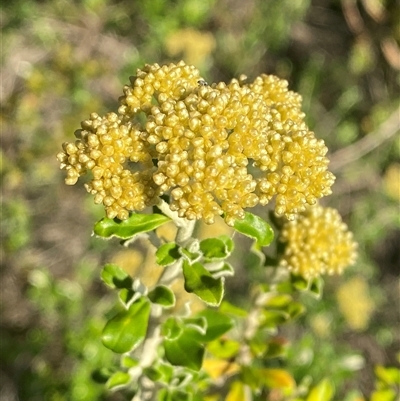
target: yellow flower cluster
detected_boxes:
[57,61,335,225]
[279,204,358,278]
[57,112,158,220]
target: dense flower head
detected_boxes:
[57,61,336,225]
[279,204,358,278]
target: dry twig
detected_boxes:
[330,107,400,172]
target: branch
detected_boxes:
[329,107,400,172]
[156,198,196,245]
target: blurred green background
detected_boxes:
[1,0,399,400]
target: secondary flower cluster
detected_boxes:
[279,204,358,278]
[57,61,335,225]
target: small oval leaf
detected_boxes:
[264,294,292,309]
[209,262,234,278]
[121,355,139,368]
[220,300,248,317]
[106,371,131,390]
[288,301,306,320]
[200,238,229,260]
[102,297,150,353]
[91,367,113,384]
[375,365,400,385]
[156,243,181,266]
[162,317,183,340]
[94,213,170,239]
[306,378,335,401]
[291,274,309,291]
[207,338,241,359]
[260,310,290,328]
[183,316,207,335]
[219,235,234,253]
[118,288,136,306]
[193,309,234,342]
[309,276,324,299]
[180,247,202,262]
[233,212,274,247]
[148,285,176,308]
[264,338,287,358]
[101,264,133,289]
[164,331,205,371]
[182,260,224,306]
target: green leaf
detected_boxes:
[170,369,194,387]
[276,280,294,294]
[264,338,288,358]
[157,363,174,384]
[219,235,234,253]
[91,367,114,384]
[102,297,151,353]
[208,262,234,278]
[288,301,306,320]
[306,378,335,401]
[101,264,133,289]
[162,317,183,340]
[309,276,324,299]
[291,274,309,291]
[106,371,131,390]
[208,338,240,359]
[158,388,194,401]
[260,310,290,328]
[169,389,193,401]
[375,365,400,385]
[148,285,175,308]
[94,213,170,239]
[371,389,397,401]
[233,212,274,247]
[183,316,207,336]
[220,300,248,317]
[118,288,136,305]
[200,238,229,260]
[158,388,169,401]
[291,275,324,299]
[121,355,139,368]
[264,294,292,309]
[164,330,205,371]
[143,366,162,381]
[180,247,202,262]
[156,243,181,266]
[245,243,266,269]
[241,365,262,389]
[342,390,366,401]
[182,260,224,306]
[263,294,305,321]
[193,309,234,342]
[249,335,268,357]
